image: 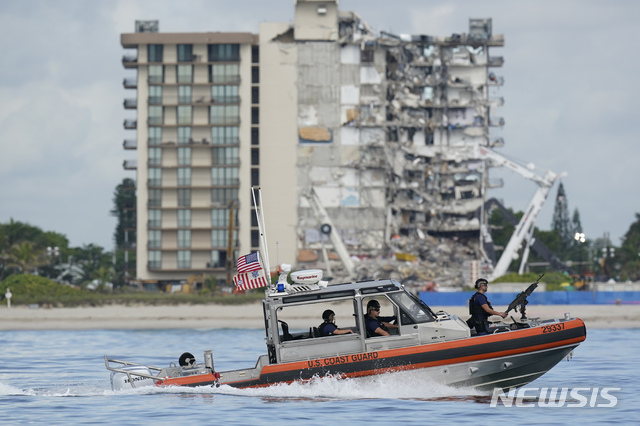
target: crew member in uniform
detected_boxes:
[318,309,354,336]
[364,300,398,337]
[468,278,507,335]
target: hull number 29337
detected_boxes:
[541,323,565,333]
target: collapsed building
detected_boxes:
[286,3,505,286]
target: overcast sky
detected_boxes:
[1,0,638,250]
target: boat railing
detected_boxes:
[104,355,165,387]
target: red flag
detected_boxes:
[233,269,269,290]
[236,251,262,273]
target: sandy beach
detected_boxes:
[0,302,638,331]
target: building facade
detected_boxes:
[121,0,504,284]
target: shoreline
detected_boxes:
[0,303,638,331]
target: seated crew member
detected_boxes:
[318,309,354,336]
[364,300,398,337]
[468,278,507,335]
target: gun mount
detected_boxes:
[505,274,544,320]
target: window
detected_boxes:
[148,167,162,186]
[251,127,259,145]
[177,250,191,268]
[177,106,192,125]
[251,148,259,165]
[210,250,227,268]
[388,292,435,325]
[251,86,259,104]
[211,188,238,205]
[211,85,239,103]
[177,44,193,62]
[211,209,230,227]
[148,250,162,269]
[210,105,239,125]
[208,44,239,62]
[177,167,191,186]
[178,147,191,165]
[148,44,163,62]
[148,105,163,125]
[178,230,191,248]
[251,45,259,63]
[251,168,259,186]
[211,230,226,247]
[178,188,191,207]
[148,65,164,83]
[148,209,162,227]
[178,209,191,227]
[251,66,259,84]
[211,167,239,185]
[177,126,191,144]
[148,189,162,207]
[148,230,161,248]
[210,64,239,83]
[178,85,192,104]
[177,64,193,83]
[149,127,162,145]
[149,85,162,104]
[251,107,259,125]
[148,148,162,166]
[361,49,374,63]
[211,147,238,165]
[211,126,238,145]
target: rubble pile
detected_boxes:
[299,234,480,291]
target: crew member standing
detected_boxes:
[468,278,507,335]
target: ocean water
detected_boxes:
[0,327,637,425]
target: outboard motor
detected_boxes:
[110,365,155,391]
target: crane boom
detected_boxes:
[472,144,564,280]
[301,187,356,280]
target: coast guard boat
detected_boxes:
[105,188,586,392]
[105,269,586,391]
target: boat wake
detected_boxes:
[0,370,489,401]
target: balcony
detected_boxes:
[489,117,505,127]
[124,119,137,129]
[488,56,504,67]
[122,55,138,68]
[122,219,137,230]
[487,73,504,86]
[123,160,137,170]
[123,139,137,150]
[123,78,137,89]
[123,98,137,109]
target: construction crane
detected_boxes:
[301,187,356,280]
[472,144,565,281]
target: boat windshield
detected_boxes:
[389,291,435,324]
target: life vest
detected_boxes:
[467,291,492,334]
[468,291,493,317]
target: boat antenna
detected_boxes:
[251,187,271,280]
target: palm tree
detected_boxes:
[6,241,47,274]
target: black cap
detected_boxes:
[367,300,380,311]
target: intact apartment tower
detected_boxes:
[121,0,504,285]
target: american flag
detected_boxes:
[233,269,269,290]
[236,251,262,273]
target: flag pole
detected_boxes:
[251,187,271,284]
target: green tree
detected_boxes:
[6,241,47,273]
[619,213,640,281]
[551,182,571,259]
[111,178,137,247]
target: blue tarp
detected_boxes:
[419,291,640,306]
